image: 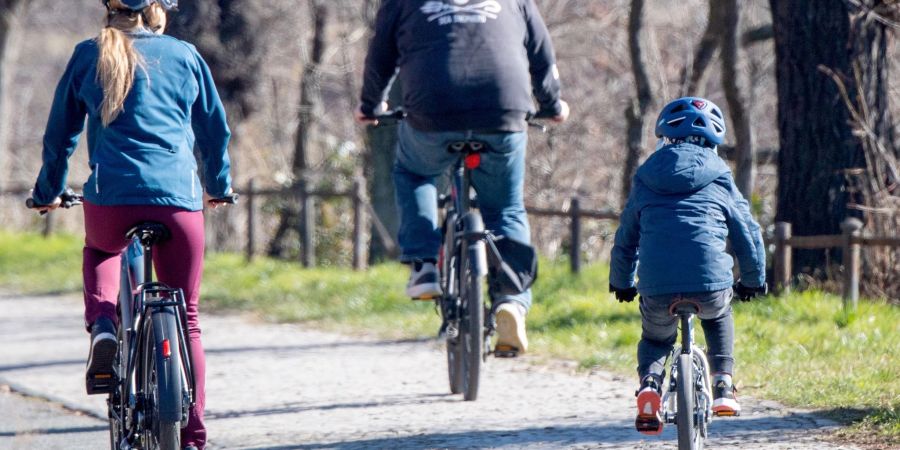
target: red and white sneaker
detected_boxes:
[635,376,663,435]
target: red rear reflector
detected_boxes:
[162,339,171,358]
[464,153,481,169]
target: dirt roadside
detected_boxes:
[0,292,861,449]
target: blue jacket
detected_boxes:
[610,143,766,296]
[32,31,232,211]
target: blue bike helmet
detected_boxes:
[101,0,178,11]
[654,97,726,146]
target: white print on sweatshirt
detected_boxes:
[421,0,503,25]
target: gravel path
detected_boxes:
[0,292,859,449]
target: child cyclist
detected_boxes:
[609,97,767,435]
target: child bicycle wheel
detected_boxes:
[676,353,704,449]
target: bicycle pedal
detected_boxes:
[493,345,519,358]
[713,409,740,417]
[635,415,663,435]
[86,373,116,395]
[411,294,438,301]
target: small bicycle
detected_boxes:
[636,299,714,450]
[27,189,236,450]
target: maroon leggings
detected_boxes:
[83,201,208,449]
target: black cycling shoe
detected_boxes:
[86,316,117,395]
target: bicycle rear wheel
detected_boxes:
[107,328,125,450]
[460,244,484,402]
[676,353,702,450]
[140,306,183,450]
[442,218,464,395]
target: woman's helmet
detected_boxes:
[101,0,178,11]
[654,97,726,146]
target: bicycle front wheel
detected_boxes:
[460,245,485,402]
[140,306,184,450]
[446,331,464,394]
[676,353,702,450]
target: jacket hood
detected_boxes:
[636,143,730,195]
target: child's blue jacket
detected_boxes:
[32,31,232,211]
[610,143,766,296]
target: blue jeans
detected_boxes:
[393,122,532,311]
[637,289,735,379]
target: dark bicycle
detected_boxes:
[27,189,236,450]
[373,110,545,402]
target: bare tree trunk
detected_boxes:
[770,0,865,274]
[622,0,653,205]
[721,0,756,198]
[167,0,268,251]
[268,1,328,259]
[681,2,724,96]
[0,0,26,190]
[365,81,401,263]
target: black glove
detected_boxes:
[733,281,768,301]
[609,284,638,303]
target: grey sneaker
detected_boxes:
[406,260,443,300]
[86,316,117,395]
[494,302,528,355]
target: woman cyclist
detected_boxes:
[28,1,233,448]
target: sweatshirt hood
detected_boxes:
[636,143,730,194]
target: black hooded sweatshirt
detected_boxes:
[360,0,562,132]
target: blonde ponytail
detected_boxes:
[96,2,166,126]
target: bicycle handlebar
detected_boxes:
[26,188,84,215]
[208,193,240,205]
[369,107,557,131]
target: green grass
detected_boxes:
[0,231,83,292]
[1,230,898,445]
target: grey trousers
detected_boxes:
[637,289,734,380]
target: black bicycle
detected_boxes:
[28,189,236,450]
[374,110,546,401]
[437,138,494,402]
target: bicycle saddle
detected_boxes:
[126,222,171,247]
[669,299,702,316]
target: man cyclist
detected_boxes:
[356,0,568,354]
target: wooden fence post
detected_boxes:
[774,221,792,294]
[299,179,316,268]
[245,179,256,262]
[570,196,581,274]
[841,217,863,311]
[352,177,367,271]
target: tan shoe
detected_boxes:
[495,302,528,355]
